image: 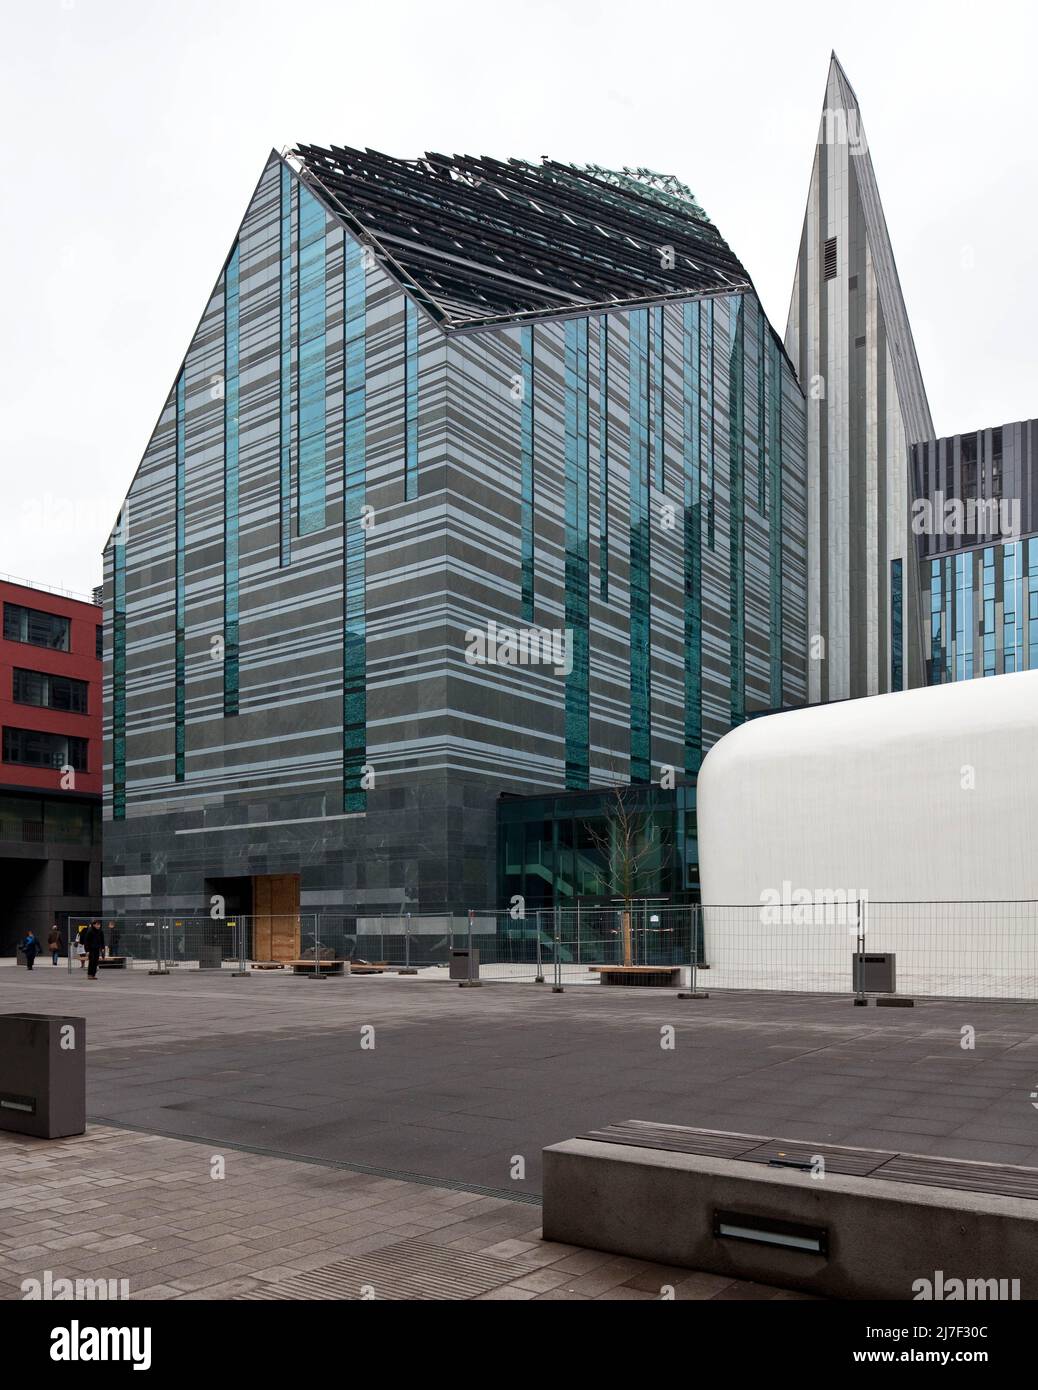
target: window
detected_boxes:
[62,860,90,896]
[13,669,88,714]
[824,237,838,280]
[95,624,103,660]
[2,727,88,771]
[3,603,70,650]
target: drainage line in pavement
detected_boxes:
[89,1115,544,1206]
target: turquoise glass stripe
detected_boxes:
[598,316,609,602]
[520,326,535,622]
[728,295,745,726]
[343,236,367,813]
[297,185,327,535]
[682,300,702,774]
[629,308,651,782]
[768,335,783,706]
[279,164,293,566]
[891,557,903,691]
[651,304,664,491]
[112,526,127,820]
[175,371,186,779]
[707,299,716,549]
[564,317,590,789]
[223,244,240,717]
[404,298,420,500]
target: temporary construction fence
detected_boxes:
[68,900,1038,999]
[65,905,699,982]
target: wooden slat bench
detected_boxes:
[289,959,347,976]
[97,957,127,970]
[349,962,388,974]
[590,966,682,987]
[250,962,284,970]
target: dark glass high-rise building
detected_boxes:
[102,148,807,931]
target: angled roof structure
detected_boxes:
[291,145,752,329]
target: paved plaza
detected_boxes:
[2,964,1038,1299]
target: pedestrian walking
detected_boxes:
[83,920,105,980]
[106,920,119,958]
[47,924,63,966]
[20,931,41,970]
[75,923,88,968]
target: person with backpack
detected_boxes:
[47,924,63,966]
[20,931,41,970]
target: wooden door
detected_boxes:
[252,874,300,961]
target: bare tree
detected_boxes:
[583,774,659,966]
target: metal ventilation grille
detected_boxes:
[236,1238,540,1301]
[581,1121,1038,1201]
[824,236,838,280]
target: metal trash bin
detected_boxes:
[853,952,896,994]
[14,947,28,970]
[197,942,223,971]
[449,949,480,981]
[0,1013,86,1139]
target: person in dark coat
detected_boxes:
[47,925,63,965]
[83,921,105,980]
[20,932,41,970]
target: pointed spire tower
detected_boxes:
[786,53,932,701]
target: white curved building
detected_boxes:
[696,670,1038,997]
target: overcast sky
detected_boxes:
[2,0,1035,595]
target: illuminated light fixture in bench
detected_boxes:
[714,1210,828,1256]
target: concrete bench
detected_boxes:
[543,1121,1038,1300]
[289,960,347,976]
[590,966,682,987]
[97,957,127,970]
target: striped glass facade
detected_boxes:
[102,152,807,917]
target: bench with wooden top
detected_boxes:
[349,961,388,974]
[250,961,284,970]
[289,959,348,976]
[590,965,682,987]
[97,956,128,970]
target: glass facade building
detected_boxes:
[911,420,1038,684]
[101,147,807,920]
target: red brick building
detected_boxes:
[0,576,102,954]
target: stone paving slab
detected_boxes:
[0,1125,804,1301]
